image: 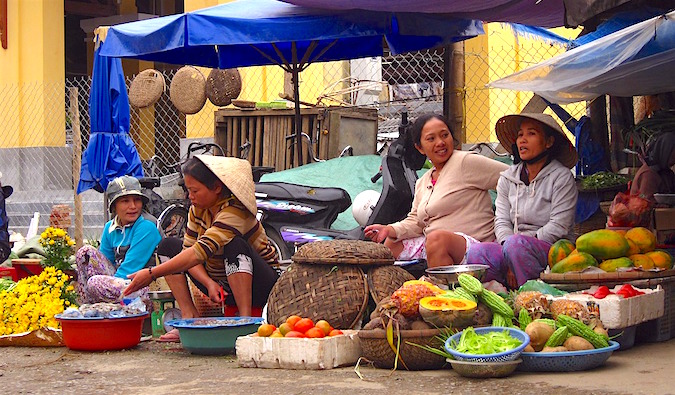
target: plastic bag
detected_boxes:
[607,192,653,227]
[518,280,567,296]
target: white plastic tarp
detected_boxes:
[488,11,675,104]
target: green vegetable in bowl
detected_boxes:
[451,327,523,355]
[580,172,628,190]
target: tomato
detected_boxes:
[305,327,326,338]
[293,318,315,334]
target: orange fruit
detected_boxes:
[278,322,294,336]
[294,318,314,334]
[285,330,306,338]
[270,330,283,338]
[286,315,302,328]
[315,320,332,336]
[257,323,276,337]
[646,250,673,270]
[305,327,326,338]
[328,329,343,337]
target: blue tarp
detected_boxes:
[77,42,143,194]
[99,0,483,68]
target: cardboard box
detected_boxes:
[236,330,361,370]
[556,286,665,329]
[653,208,675,230]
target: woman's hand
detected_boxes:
[364,224,391,243]
[205,280,224,304]
[124,269,152,296]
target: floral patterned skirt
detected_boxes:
[75,245,150,309]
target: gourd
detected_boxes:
[418,296,477,328]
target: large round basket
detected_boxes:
[358,328,447,370]
[170,66,207,114]
[266,263,368,329]
[128,69,165,108]
[206,68,242,107]
[292,240,394,265]
[367,265,415,305]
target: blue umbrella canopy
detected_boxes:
[100,0,483,163]
[78,32,144,194]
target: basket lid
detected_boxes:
[129,69,165,108]
[206,68,242,107]
[170,66,207,114]
[266,263,368,329]
[292,240,394,265]
[367,265,415,304]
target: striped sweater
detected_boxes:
[183,196,277,281]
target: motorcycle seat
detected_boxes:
[255,182,351,209]
[139,177,161,189]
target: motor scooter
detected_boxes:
[256,112,426,261]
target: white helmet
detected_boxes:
[352,190,381,227]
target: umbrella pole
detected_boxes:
[291,43,303,166]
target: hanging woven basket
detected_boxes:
[170,66,207,114]
[206,68,242,107]
[128,69,165,108]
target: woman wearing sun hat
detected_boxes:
[466,113,578,289]
[75,175,161,305]
[124,155,278,338]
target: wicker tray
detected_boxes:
[367,265,414,304]
[358,328,446,370]
[170,66,207,114]
[517,341,619,372]
[128,69,165,108]
[266,263,368,329]
[206,68,242,107]
[292,240,394,265]
[541,268,675,283]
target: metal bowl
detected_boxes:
[148,290,174,300]
[654,194,675,206]
[448,358,522,378]
[425,264,489,285]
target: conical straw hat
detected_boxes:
[194,155,256,216]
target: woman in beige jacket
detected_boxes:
[365,114,508,268]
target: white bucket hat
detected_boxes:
[495,113,578,169]
[194,155,256,216]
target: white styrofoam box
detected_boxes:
[555,286,665,329]
[236,330,361,370]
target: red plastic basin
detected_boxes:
[56,313,148,351]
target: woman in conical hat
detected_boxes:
[124,155,278,340]
[466,113,578,289]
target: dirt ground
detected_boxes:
[0,338,673,395]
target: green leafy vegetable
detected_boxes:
[449,327,522,355]
[580,172,628,190]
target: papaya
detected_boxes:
[626,238,640,256]
[599,257,634,272]
[551,252,598,273]
[613,229,628,237]
[576,229,630,260]
[548,239,576,267]
[418,296,477,328]
[645,250,673,270]
[625,227,657,253]
[630,254,656,270]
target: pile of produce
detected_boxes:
[579,172,628,191]
[59,302,146,319]
[448,327,523,355]
[0,267,76,335]
[548,227,672,273]
[522,314,609,352]
[256,316,343,338]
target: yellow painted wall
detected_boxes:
[0,0,65,148]
[465,23,583,143]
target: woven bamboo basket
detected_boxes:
[367,265,415,305]
[358,328,447,370]
[128,69,165,108]
[292,240,394,265]
[170,66,207,114]
[266,263,368,329]
[206,68,242,107]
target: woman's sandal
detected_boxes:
[156,328,180,342]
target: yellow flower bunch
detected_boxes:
[39,226,76,271]
[0,267,77,335]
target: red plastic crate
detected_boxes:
[0,266,18,281]
[11,259,44,279]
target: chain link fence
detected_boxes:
[1,31,586,239]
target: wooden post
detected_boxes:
[443,43,466,145]
[69,87,84,249]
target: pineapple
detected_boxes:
[514,291,550,319]
[550,299,590,323]
[389,284,436,318]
